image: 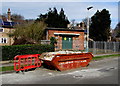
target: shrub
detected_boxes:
[2,44,54,61]
[50,37,57,45]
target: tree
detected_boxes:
[113,22,120,37]
[1,13,25,22]
[80,17,91,29]
[89,9,111,41]
[11,13,24,22]
[36,7,70,28]
[50,37,57,46]
[82,17,91,29]
[0,13,8,21]
[9,21,47,44]
[58,8,70,28]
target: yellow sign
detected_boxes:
[64,37,67,40]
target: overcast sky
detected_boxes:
[1,0,119,29]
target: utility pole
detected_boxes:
[86,6,93,52]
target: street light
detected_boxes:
[86,6,93,52]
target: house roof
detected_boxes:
[45,28,84,32]
[0,19,3,26]
[0,19,17,28]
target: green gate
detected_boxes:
[62,36,73,49]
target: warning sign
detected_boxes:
[64,37,67,40]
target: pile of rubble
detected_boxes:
[40,50,86,61]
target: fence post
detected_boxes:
[93,41,96,54]
[104,41,107,54]
[113,42,116,53]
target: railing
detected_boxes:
[40,40,50,44]
[89,41,120,54]
[40,40,120,54]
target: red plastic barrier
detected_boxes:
[14,54,41,71]
[42,53,93,71]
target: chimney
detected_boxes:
[7,8,11,22]
[80,22,85,30]
[81,22,85,30]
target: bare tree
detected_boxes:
[9,21,47,44]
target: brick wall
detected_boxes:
[47,29,84,50]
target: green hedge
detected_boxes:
[2,44,54,61]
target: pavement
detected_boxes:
[1,55,119,84]
[0,63,13,67]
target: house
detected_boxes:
[45,28,85,51]
[0,8,16,46]
[0,20,16,46]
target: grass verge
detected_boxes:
[0,66,14,72]
[93,54,120,60]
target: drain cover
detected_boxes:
[73,75,83,78]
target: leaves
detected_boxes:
[36,7,70,28]
[114,22,120,37]
[10,21,47,44]
[90,9,111,41]
[2,44,54,61]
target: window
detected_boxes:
[0,38,7,43]
[0,27,4,32]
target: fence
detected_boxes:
[40,40,50,45]
[40,40,120,54]
[89,41,120,54]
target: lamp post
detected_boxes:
[86,6,93,52]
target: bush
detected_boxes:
[50,37,57,45]
[2,44,54,61]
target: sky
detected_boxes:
[0,0,119,29]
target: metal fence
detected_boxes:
[40,40,120,54]
[40,40,50,45]
[89,41,120,54]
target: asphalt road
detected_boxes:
[1,56,119,84]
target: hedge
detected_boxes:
[2,44,54,61]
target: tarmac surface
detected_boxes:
[0,56,119,85]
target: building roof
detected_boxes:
[45,28,84,32]
[0,19,3,26]
[54,32,80,36]
[0,19,17,28]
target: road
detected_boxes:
[1,56,119,84]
